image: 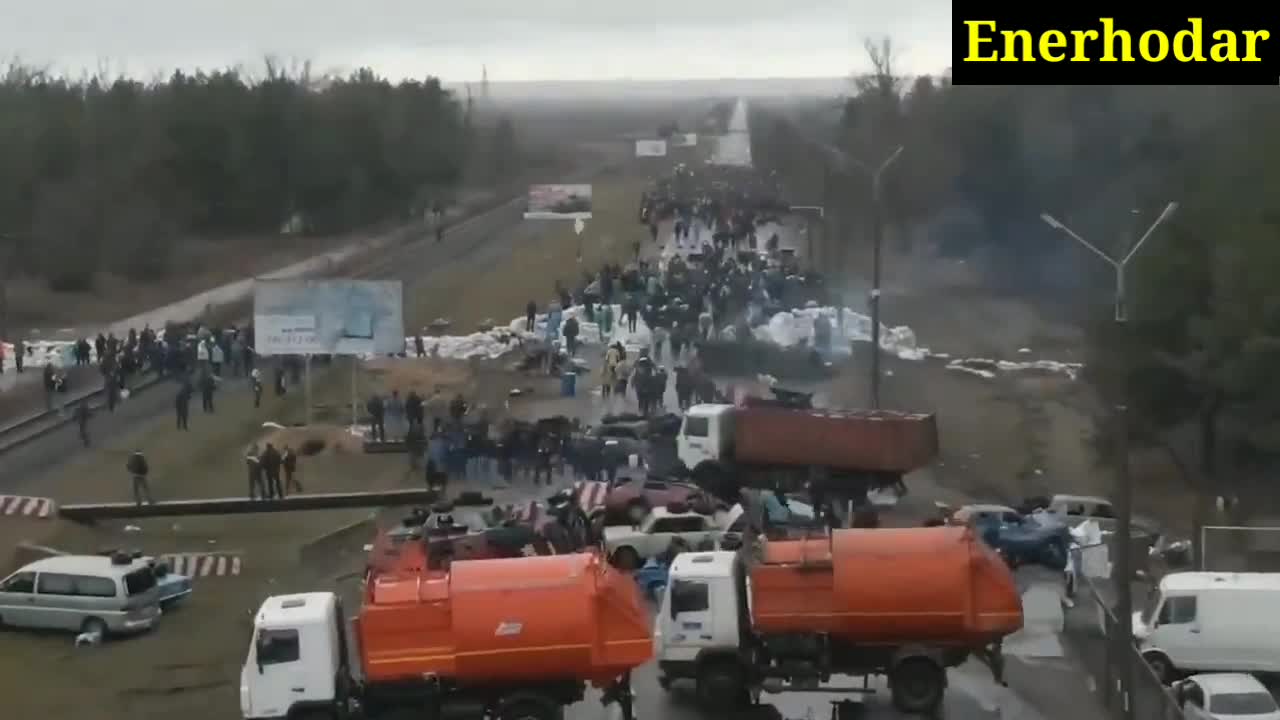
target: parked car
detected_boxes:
[0,554,161,637]
[602,476,710,524]
[149,560,192,610]
[603,506,725,570]
[719,493,826,549]
[948,503,1070,570]
[1021,493,1160,537]
[1173,673,1280,719]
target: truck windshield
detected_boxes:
[683,416,709,438]
[256,629,301,665]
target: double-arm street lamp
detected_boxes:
[1040,201,1178,720]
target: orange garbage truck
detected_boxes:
[240,553,652,720]
[653,526,1023,716]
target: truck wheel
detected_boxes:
[611,547,641,571]
[889,657,945,714]
[697,661,746,709]
[500,699,561,720]
[1143,651,1175,684]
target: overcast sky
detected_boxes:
[4,0,951,82]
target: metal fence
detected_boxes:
[1063,548,1187,720]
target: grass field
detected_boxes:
[0,171,652,720]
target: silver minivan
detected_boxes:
[0,554,162,636]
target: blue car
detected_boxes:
[148,558,193,610]
[634,558,670,601]
[953,504,1070,570]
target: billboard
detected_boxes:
[523,184,593,220]
[635,139,668,157]
[253,279,405,356]
[672,133,698,147]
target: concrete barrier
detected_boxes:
[298,513,378,569]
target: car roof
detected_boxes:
[959,504,1018,514]
[1187,672,1269,695]
[648,506,709,520]
[1051,494,1110,506]
[19,554,148,576]
[1161,572,1280,592]
[256,592,336,626]
[670,551,736,576]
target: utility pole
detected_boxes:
[1041,202,1177,720]
[866,146,903,410]
[0,233,17,343]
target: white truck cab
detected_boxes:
[677,404,735,471]
[241,592,350,720]
[654,552,746,687]
[1133,572,1280,683]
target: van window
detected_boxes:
[256,629,301,665]
[670,580,709,615]
[36,573,77,595]
[683,416,709,438]
[1,572,35,593]
[124,568,157,596]
[1157,595,1197,625]
[75,576,120,598]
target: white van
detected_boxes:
[0,554,162,637]
[1132,571,1280,682]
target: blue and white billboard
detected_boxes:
[253,279,404,356]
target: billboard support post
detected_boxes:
[350,357,358,429]
[304,354,313,426]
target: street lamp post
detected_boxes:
[864,147,903,410]
[1040,201,1177,720]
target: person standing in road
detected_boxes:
[282,445,302,494]
[175,378,192,430]
[74,399,91,447]
[245,443,264,500]
[414,334,426,358]
[13,338,24,373]
[199,372,216,413]
[562,316,580,357]
[525,300,537,332]
[367,393,386,443]
[0,339,5,374]
[126,450,154,506]
[260,443,283,499]
[405,390,424,432]
[42,364,55,409]
[251,367,263,408]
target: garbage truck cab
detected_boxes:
[240,592,350,719]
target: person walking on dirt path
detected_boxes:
[282,445,302,494]
[367,393,386,443]
[74,399,91,447]
[260,443,283,499]
[525,300,537,332]
[12,338,23,373]
[245,443,265,500]
[127,450,154,506]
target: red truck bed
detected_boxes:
[733,407,938,473]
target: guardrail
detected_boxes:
[0,195,525,456]
[1063,548,1188,720]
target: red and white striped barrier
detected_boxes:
[0,494,56,519]
[509,480,610,526]
[159,553,242,578]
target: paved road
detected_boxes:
[0,187,556,495]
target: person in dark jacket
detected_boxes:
[282,445,302,494]
[367,393,386,443]
[562,316,580,357]
[199,372,217,413]
[126,450,154,506]
[245,443,264,500]
[260,443,283,499]
[414,334,426,358]
[525,300,537,332]
[405,390,425,431]
[74,400,91,447]
[175,379,192,430]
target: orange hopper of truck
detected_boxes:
[357,552,653,687]
[749,525,1023,646]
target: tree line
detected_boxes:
[752,41,1280,528]
[0,62,528,291]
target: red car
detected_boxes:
[601,476,712,525]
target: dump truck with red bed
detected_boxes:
[675,403,939,503]
[241,553,651,720]
[653,526,1023,715]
